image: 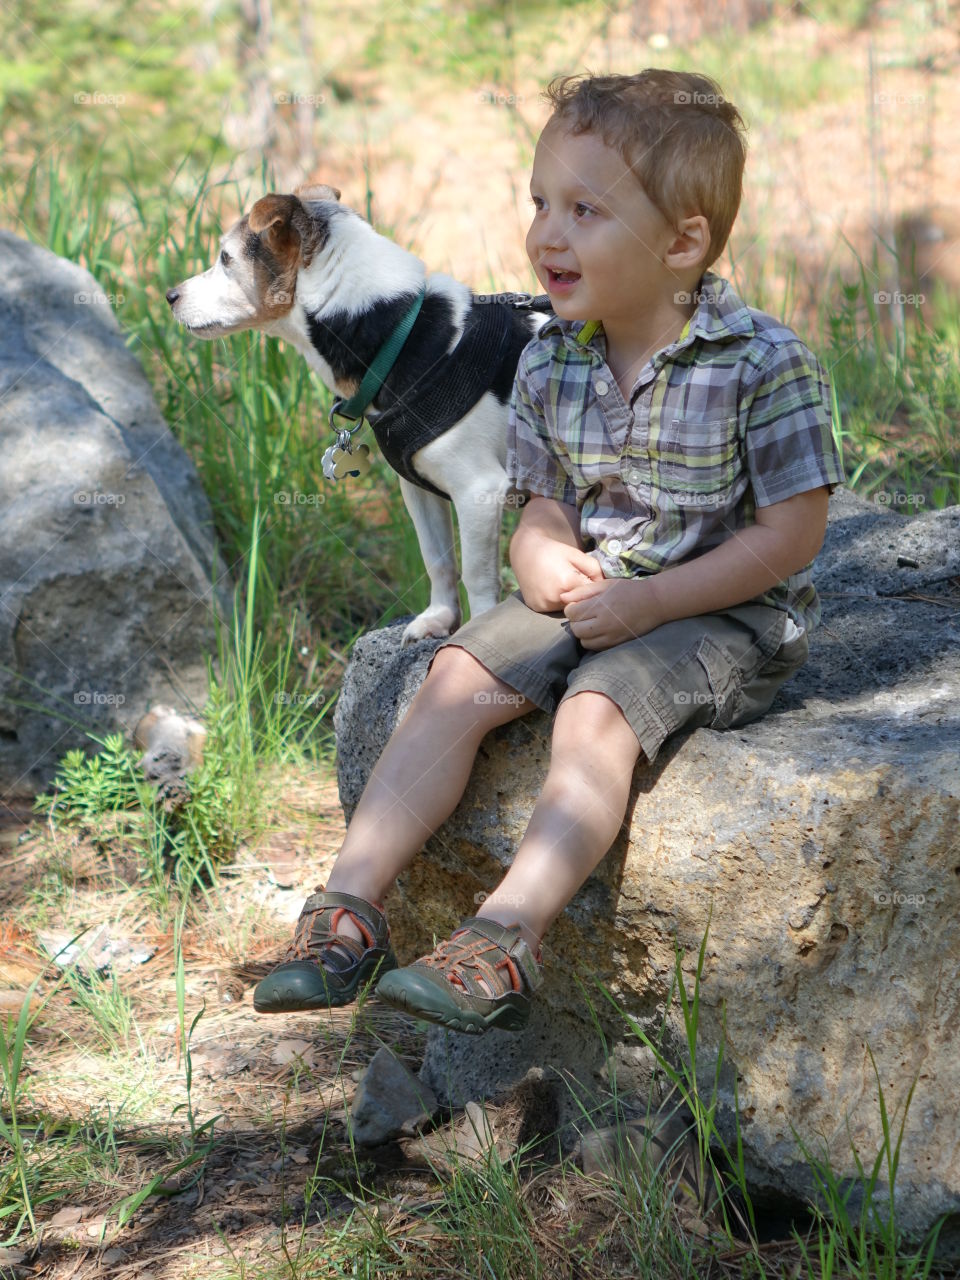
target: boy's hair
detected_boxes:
[542,70,747,269]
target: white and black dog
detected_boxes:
[166,182,551,646]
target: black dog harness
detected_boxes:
[332,293,552,501]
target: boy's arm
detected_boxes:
[560,337,844,647]
[512,494,582,549]
[510,496,603,612]
[505,346,604,611]
[559,487,829,646]
[645,485,829,622]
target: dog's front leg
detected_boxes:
[451,477,505,622]
[397,477,462,646]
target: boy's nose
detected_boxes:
[530,211,569,254]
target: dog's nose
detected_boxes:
[165,287,180,306]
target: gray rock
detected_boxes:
[0,231,233,800]
[348,1045,438,1145]
[335,488,960,1241]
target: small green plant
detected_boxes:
[32,733,145,823]
[32,724,238,891]
[58,964,138,1055]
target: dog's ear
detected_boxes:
[249,191,329,273]
[248,193,305,258]
[294,181,341,203]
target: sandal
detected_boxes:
[253,886,397,1012]
[374,916,543,1035]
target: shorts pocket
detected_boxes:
[693,635,744,729]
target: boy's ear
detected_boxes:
[665,214,711,272]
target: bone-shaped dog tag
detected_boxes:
[322,443,372,480]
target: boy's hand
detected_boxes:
[520,538,605,612]
[509,495,604,612]
[559,577,665,649]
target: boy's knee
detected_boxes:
[555,690,642,753]
[426,643,490,690]
[424,644,531,720]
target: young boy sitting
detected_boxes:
[254,69,846,1035]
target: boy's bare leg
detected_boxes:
[323,644,534,948]
[475,690,642,958]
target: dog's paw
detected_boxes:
[401,606,460,647]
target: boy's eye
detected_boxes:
[529,196,543,210]
[220,249,231,268]
[573,202,595,218]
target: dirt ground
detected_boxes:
[0,770,433,1277]
[2,766,708,1279]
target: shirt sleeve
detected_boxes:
[506,346,579,506]
[739,338,846,507]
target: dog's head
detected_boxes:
[165,182,342,337]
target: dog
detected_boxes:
[165,183,552,646]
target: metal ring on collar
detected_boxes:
[329,398,365,451]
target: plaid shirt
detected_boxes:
[506,269,846,633]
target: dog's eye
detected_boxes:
[220,249,231,268]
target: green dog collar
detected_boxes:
[332,286,427,424]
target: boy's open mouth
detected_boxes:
[547,268,580,285]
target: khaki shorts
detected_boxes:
[431,590,809,763]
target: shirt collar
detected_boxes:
[535,269,755,352]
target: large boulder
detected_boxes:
[0,231,233,801]
[334,488,960,1241]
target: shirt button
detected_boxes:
[595,379,610,396]
[607,538,622,554]
[628,469,643,484]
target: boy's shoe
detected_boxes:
[374,916,543,1035]
[253,886,397,1012]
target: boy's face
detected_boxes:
[526,120,690,325]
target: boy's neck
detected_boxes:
[598,286,700,393]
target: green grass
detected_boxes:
[0,980,46,1239]
[821,261,960,507]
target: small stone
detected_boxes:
[267,855,298,889]
[271,1039,317,1067]
[400,1098,515,1174]
[191,1044,248,1079]
[36,925,155,976]
[348,1046,438,1145]
[456,1100,495,1161]
[48,1205,85,1229]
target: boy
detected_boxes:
[254,69,845,1034]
